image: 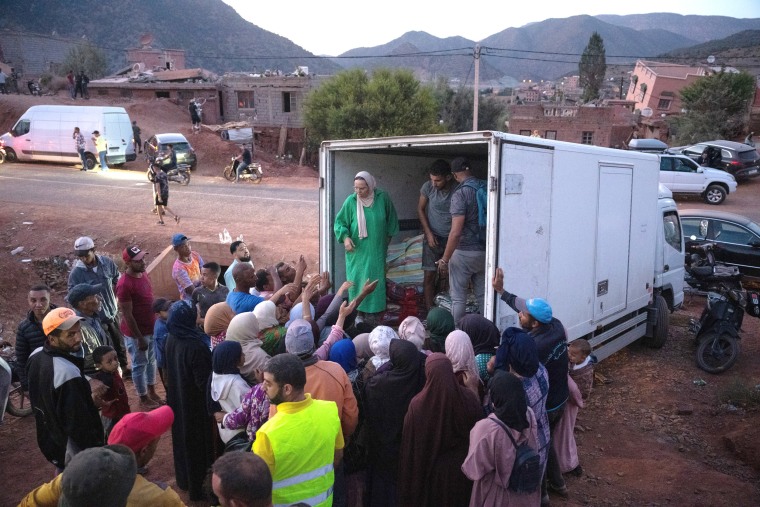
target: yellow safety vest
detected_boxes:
[262,395,342,507]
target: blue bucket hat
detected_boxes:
[525,298,552,324]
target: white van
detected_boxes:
[0,105,137,169]
[320,132,685,360]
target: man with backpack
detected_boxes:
[437,156,487,321]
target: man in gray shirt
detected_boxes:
[418,159,455,311]
[68,236,128,373]
[437,157,486,321]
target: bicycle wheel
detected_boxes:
[6,381,33,417]
[696,331,740,374]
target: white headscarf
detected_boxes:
[398,316,426,351]
[368,325,398,369]
[253,300,279,330]
[355,171,376,239]
[445,330,479,379]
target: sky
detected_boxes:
[222,0,760,56]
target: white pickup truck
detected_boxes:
[658,154,737,205]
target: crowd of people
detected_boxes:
[9,159,600,507]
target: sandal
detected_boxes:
[175,216,180,224]
[157,221,165,225]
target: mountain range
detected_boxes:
[1,1,758,83]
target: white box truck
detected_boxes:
[0,105,136,169]
[319,131,685,360]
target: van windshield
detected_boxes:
[12,120,30,137]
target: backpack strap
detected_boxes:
[490,416,520,449]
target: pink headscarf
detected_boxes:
[398,316,426,351]
[445,330,478,379]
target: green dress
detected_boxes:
[334,189,399,313]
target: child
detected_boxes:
[568,338,595,401]
[209,341,251,450]
[554,338,595,478]
[92,345,130,439]
[152,298,173,389]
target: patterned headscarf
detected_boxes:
[368,325,398,369]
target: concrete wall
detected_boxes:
[126,48,186,71]
[0,30,77,76]
[146,241,234,299]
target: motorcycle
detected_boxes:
[27,79,41,96]
[224,157,263,183]
[685,242,760,373]
[0,341,33,417]
[147,157,191,186]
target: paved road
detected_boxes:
[0,162,318,218]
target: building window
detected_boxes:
[519,130,532,136]
[581,131,593,145]
[155,91,170,99]
[545,130,557,140]
[283,92,295,113]
[238,91,255,109]
[657,98,672,110]
[178,91,194,100]
[120,89,133,98]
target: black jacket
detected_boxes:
[15,305,57,389]
[27,344,104,468]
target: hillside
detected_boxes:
[660,29,760,70]
[597,13,760,43]
[0,0,343,75]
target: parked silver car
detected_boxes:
[144,133,197,171]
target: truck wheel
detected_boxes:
[696,331,740,373]
[703,185,726,205]
[643,294,669,348]
[85,153,97,171]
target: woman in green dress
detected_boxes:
[334,171,399,321]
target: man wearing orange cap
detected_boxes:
[26,307,104,470]
[19,406,185,506]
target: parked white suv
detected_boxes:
[658,154,737,205]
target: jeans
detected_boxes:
[98,150,108,170]
[78,148,87,169]
[235,161,249,181]
[124,334,157,397]
[448,249,486,321]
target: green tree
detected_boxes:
[60,42,107,79]
[438,86,508,133]
[304,68,442,149]
[579,32,607,103]
[669,71,756,144]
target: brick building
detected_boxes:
[626,60,706,114]
[508,102,638,148]
[0,29,78,76]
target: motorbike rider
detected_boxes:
[234,144,252,183]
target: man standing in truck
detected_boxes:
[418,159,455,311]
[437,157,486,321]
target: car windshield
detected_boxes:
[164,142,191,152]
[738,150,758,161]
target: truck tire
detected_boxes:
[643,294,669,348]
[703,185,726,205]
[696,331,740,373]
[85,153,97,171]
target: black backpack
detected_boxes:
[492,417,542,493]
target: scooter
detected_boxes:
[224,157,263,183]
[27,80,41,96]
[147,157,191,186]
[686,242,760,373]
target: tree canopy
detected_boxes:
[59,42,107,79]
[669,70,756,144]
[579,32,607,103]
[304,68,442,148]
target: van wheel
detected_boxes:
[85,153,97,171]
[643,294,669,348]
[4,148,16,162]
[703,185,726,205]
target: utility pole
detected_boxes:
[473,44,481,131]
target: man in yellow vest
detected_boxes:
[253,354,344,507]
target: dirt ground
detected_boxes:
[1,93,760,506]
